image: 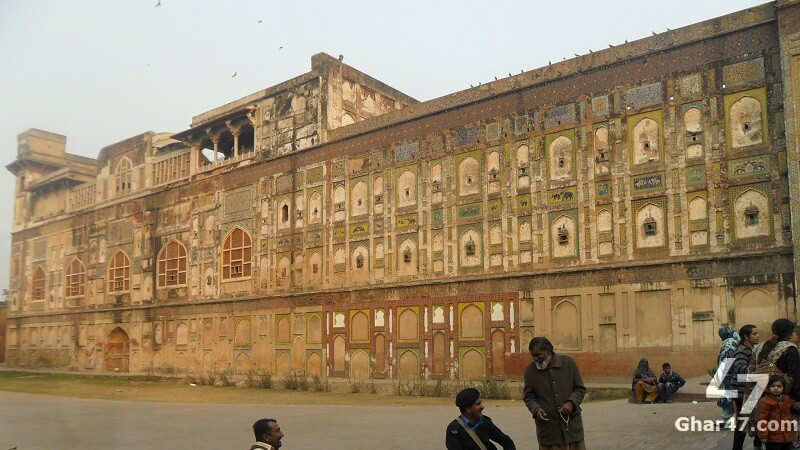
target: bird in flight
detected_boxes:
[258,19,262,23]
[156,1,161,6]
[279,46,283,50]
[232,72,237,78]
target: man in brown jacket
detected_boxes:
[523,337,587,450]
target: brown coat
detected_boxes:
[523,354,587,447]
[756,394,798,443]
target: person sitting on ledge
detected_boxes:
[657,362,686,403]
[632,358,659,404]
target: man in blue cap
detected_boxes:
[445,387,516,449]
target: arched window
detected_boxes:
[65,259,85,297]
[557,226,569,246]
[744,205,760,227]
[281,204,289,223]
[222,228,252,280]
[643,216,658,236]
[465,238,476,257]
[32,266,46,300]
[115,157,133,195]
[157,240,187,287]
[108,251,131,293]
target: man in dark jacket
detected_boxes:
[445,387,516,450]
[523,336,586,450]
[657,362,686,403]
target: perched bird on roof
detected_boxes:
[338,54,344,62]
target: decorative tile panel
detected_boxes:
[349,222,369,239]
[626,82,663,109]
[395,142,419,163]
[224,190,252,217]
[396,213,418,232]
[678,74,703,99]
[595,181,612,204]
[544,104,575,129]
[458,203,483,220]
[547,186,578,210]
[722,58,765,88]
[591,95,609,118]
[632,172,665,193]
[486,122,501,141]
[728,154,770,180]
[276,175,293,194]
[454,128,480,147]
[686,165,707,187]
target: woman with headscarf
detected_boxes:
[632,358,658,403]
[717,325,740,423]
[753,319,800,401]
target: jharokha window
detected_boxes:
[107,251,131,293]
[222,227,252,280]
[65,259,85,297]
[115,157,132,195]
[32,266,46,301]
[157,240,187,287]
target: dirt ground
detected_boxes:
[0,389,739,449]
[0,370,628,406]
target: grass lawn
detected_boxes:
[0,370,630,406]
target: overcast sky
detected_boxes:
[0,0,762,292]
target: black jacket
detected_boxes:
[445,415,516,450]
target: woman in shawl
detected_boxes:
[753,319,800,400]
[717,325,740,423]
[632,358,659,403]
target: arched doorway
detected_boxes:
[491,330,505,379]
[105,327,130,372]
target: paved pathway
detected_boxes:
[0,391,757,449]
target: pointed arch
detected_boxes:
[632,118,660,164]
[308,191,322,224]
[65,258,86,298]
[351,181,368,216]
[221,227,252,280]
[32,266,46,300]
[730,96,764,148]
[459,157,480,196]
[157,240,188,287]
[114,157,133,194]
[107,250,131,293]
[105,326,130,373]
[397,170,417,208]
